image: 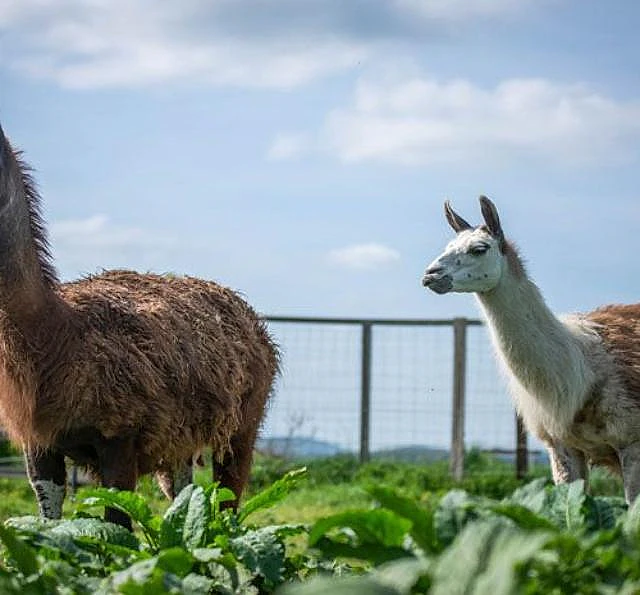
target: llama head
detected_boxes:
[422,196,508,294]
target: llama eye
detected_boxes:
[470,245,489,255]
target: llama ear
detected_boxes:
[479,195,505,246]
[444,200,473,233]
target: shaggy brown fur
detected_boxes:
[0,125,279,526]
[8,271,278,472]
[588,304,640,400]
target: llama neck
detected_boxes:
[476,260,593,433]
[0,136,59,327]
[0,214,53,323]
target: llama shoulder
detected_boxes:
[583,304,640,400]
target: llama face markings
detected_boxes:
[422,228,503,294]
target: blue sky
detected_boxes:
[2,0,640,323]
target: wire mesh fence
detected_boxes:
[0,315,545,480]
[262,316,546,476]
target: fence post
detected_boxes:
[515,413,528,479]
[450,318,467,480]
[360,322,372,464]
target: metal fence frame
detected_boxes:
[267,315,529,479]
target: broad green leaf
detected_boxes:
[616,582,640,595]
[470,524,551,595]
[230,526,286,586]
[80,487,158,546]
[37,559,102,594]
[431,518,549,595]
[373,557,432,594]
[309,509,411,548]
[366,484,439,553]
[238,467,307,523]
[156,547,194,578]
[312,536,410,566]
[105,557,183,594]
[434,490,479,547]
[268,523,306,540]
[279,575,400,595]
[50,518,140,550]
[506,477,549,512]
[160,484,196,549]
[6,517,98,568]
[81,488,154,526]
[210,486,236,516]
[584,496,627,531]
[181,573,215,595]
[182,486,210,549]
[545,480,587,531]
[191,547,223,563]
[0,524,39,577]
[5,516,56,533]
[487,503,557,532]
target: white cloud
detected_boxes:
[0,0,367,89]
[0,0,538,89]
[328,243,400,270]
[266,133,309,161]
[50,214,177,278]
[322,75,640,165]
[51,214,172,247]
[394,0,535,21]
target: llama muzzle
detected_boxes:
[422,271,453,294]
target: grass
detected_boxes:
[0,450,624,526]
[250,483,374,526]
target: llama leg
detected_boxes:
[618,443,640,505]
[155,458,193,500]
[213,432,257,510]
[24,447,66,519]
[98,437,138,530]
[172,458,193,496]
[547,443,588,485]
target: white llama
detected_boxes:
[422,196,640,502]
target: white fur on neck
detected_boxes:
[477,265,599,439]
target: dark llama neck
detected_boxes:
[0,128,61,328]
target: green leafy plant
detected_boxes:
[0,468,310,594]
[0,461,638,594]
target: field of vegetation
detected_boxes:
[0,450,636,594]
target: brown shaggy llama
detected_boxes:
[0,124,279,529]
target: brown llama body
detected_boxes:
[0,124,279,528]
[1,270,278,476]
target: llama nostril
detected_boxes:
[422,265,445,287]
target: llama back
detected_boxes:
[28,270,279,472]
[586,303,640,402]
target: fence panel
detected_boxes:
[261,316,542,475]
[464,324,515,450]
[261,320,362,456]
[369,324,454,455]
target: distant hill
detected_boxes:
[256,437,344,458]
[372,445,450,462]
[257,438,450,461]
[256,436,549,465]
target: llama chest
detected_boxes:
[564,398,620,469]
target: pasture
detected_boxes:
[0,451,635,593]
